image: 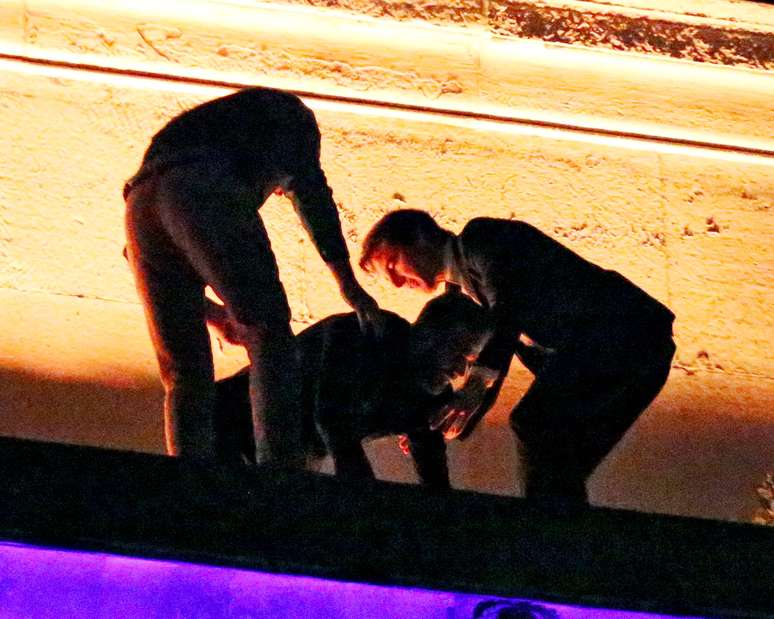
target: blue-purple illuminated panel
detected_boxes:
[0,542,706,618]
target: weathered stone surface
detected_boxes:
[477,35,774,155]
[19,0,479,103]
[0,0,23,44]
[277,0,486,24]
[4,1,771,154]
[5,0,773,74]
[601,370,774,521]
[231,0,774,71]
[272,0,774,76]
[661,153,774,378]
[489,0,774,71]
[0,1,772,523]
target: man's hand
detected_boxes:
[514,335,555,375]
[430,374,489,440]
[204,298,245,346]
[347,286,386,337]
[328,258,386,337]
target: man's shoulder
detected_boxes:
[229,87,307,111]
[459,217,535,246]
[298,309,408,342]
[461,216,534,233]
[159,87,309,131]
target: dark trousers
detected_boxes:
[124,156,303,464]
[510,330,675,503]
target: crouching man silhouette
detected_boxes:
[359,209,675,503]
[211,291,493,488]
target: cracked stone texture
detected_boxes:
[273,0,774,70]
[1,65,772,522]
[662,156,773,379]
[20,1,478,99]
[7,0,774,70]
[488,1,774,71]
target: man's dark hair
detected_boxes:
[360,209,449,272]
[413,289,490,336]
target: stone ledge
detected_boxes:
[1,436,772,617]
[489,0,774,71]
[271,0,487,25]
[271,0,774,70]
[2,1,773,154]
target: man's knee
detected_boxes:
[161,372,215,403]
[239,323,298,376]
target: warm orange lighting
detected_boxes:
[1,0,772,520]
[1,46,772,379]
[2,0,772,154]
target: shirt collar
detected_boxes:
[443,235,465,287]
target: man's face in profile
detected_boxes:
[409,320,491,395]
[370,244,443,293]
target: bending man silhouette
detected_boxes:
[124,87,381,465]
[360,209,675,503]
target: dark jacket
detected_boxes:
[454,218,675,375]
[127,87,348,263]
[214,311,451,486]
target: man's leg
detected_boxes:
[125,179,216,458]
[509,358,602,502]
[152,160,305,467]
[242,320,305,466]
[510,380,590,502]
[406,429,450,489]
[510,338,674,502]
[213,369,255,463]
[571,338,675,479]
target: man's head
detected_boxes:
[408,291,492,395]
[360,209,451,293]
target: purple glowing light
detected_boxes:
[0,542,705,618]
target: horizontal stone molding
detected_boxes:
[0,0,772,155]
[266,0,774,70]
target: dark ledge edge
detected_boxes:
[1,436,772,618]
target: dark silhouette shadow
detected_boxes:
[215,290,491,488]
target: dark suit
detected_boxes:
[214,311,451,488]
[453,218,675,501]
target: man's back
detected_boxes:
[459,217,674,350]
[214,310,445,463]
[143,88,315,171]
[297,310,415,440]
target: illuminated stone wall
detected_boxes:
[0,0,771,522]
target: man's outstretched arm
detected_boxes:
[280,106,384,335]
[287,163,384,336]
